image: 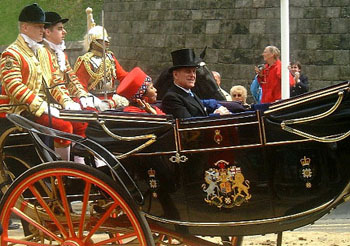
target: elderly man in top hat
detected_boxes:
[161,48,230,118]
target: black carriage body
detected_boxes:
[3,81,349,238]
[61,81,350,237]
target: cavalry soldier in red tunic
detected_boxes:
[74,8,129,109]
[0,4,85,161]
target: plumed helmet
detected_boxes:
[84,26,110,52]
[84,7,110,51]
[87,26,109,44]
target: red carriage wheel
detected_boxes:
[0,161,154,245]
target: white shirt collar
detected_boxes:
[20,33,43,55]
[174,82,192,94]
[44,39,66,72]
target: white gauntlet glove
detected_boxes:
[91,95,102,107]
[44,105,60,118]
[64,102,81,111]
[80,94,95,108]
[111,94,129,107]
[88,95,110,111]
[96,101,110,111]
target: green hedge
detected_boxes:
[0,0,103,45]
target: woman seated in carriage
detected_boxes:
[117,67,165,115]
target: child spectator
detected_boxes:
[290,61,309,96]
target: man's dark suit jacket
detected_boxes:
[290,74,309,97]
[161,84,208,118]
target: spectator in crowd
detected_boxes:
[250,75,262,104]
[117,67,165,115]
[212,71,232,101]
[230,85,247,104]
[230,85,250,109]
[161,48,231,118]
[74,7,129,110]
[289,61,309,97]
[255,46,295,103]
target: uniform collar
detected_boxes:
[44,39,66,52]
[44,39,66,71]
[20,33,43,55]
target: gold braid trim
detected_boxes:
[1,37,46,117]
[37,47,53,88]
[74,51,115,91]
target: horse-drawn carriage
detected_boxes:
[0,80,350,245]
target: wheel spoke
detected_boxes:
[5,237,55,246]
[94,232,137,246]
[56,176,75,237]
[78,182,91,238]
[10,207,63,243]
[28,183,69,238]
[84,202,118,241]
[0,163,152,245]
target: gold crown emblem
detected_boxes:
[214,160,230,169]
[148,168,156,177]
[300,156,311,166]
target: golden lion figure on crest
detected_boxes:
[202,163,251,208]
[232,172,251,201]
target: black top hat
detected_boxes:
[44,12,69,28]
[18,3,49,24]
[169,48,199,73]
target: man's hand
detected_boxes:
[255,65,264,78]
[65,102,81,111]
[214,106,231,115]
[44,106,60,118]
[81,94,110,111]
[294,72,300,83]
[95,99,110,111]
[136,99,157,114]
[80,96,94,108]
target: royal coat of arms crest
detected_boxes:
[202,160,251,208]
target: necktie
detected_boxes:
[189,91,194,97]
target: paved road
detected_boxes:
[297,201,350,232]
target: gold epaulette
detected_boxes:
[74,51,115,91]
[74,52,94,73]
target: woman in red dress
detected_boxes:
[117,67,165,115]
